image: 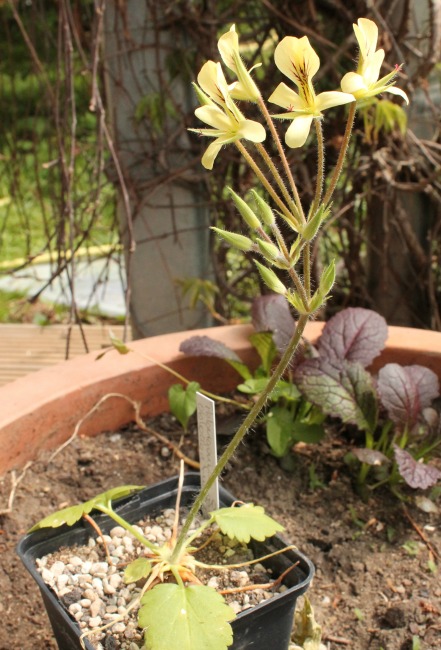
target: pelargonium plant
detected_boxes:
[30,17,409,650]
[187,16,408,515]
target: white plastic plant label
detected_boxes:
[196,392,219,515]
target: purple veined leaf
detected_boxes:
[393,445,441,489]
[378,364,440,430]
[179,335,241,363]
[294,357,378,432]
[251,295,295,354]
[352,448,390,466]
[318,307,388,367]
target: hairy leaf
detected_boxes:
[394,445,441,489]
[318,307,387,367]
[139,583,234,650]
[211,503,284,543]
[378,364,440,429]
[237,376,271,395]
[295,358,378,432]
[352,448,390,466]
[179,336,250,380]
[168,381,200,430]
[251,294,295,354]
[124,558,152,584]
[29,485,144,531]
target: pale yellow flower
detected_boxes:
[190,61,266,169]
[217,24,261,101]
[341,18,408,104]
[269,36,354,148]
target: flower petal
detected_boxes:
[362,48,385,85]
[195,105,232,131]
[201,140,223,170]
[385,85,409,104]
[284,114,313,148]
[197,61,225,105]
[268,82,304,110]
[238,119,266,142]
[274,36,320,86]
[341,71,368,95]
[218,25,238,72]
[354,18,378,61]
[316,90,354,110]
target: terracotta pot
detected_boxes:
[1,322,440,475]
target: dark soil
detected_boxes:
[1,409,440,650]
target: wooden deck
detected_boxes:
[0,323,131,386]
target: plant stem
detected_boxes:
[257,96,305,224]
[255,142,300,222]
[171,314,310,562]
[97,505,158,553]
[323,102,356,206]
[310,118,325,219]
[235,141,300,229]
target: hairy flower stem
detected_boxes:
[323,102,356,206]
[257,96,306,224]
[255,143,300,221]
[171,314,310,562]
[235,141,299,229]
[311,118,325,219]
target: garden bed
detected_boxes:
[1,410,440,650]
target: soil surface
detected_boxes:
[1,409,440,650]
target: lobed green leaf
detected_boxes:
[211,503,284,543]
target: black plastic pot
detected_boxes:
[17,473,314,650]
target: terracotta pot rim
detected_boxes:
[1,322,440,475]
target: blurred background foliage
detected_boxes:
[0,0,439,332]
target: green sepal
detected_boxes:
[29,485,145,531]
[254,260,286,295]
[211,227,253,252]
[251,190,275,226]
[318,260,336,297]
[302,205,331,242]
[228,187,261,230]
[287,290,309,316]
[192,82,214,107]
[249,331,277,375]
[138,583,234,650]
[124,557,152,584]
[211,503,284,543]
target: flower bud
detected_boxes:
[251,190,275,226]
[254,260,287,295]
[211,227,253,252]
[318,260,336,297]
[229,187,261,230]
[256,239,280,262]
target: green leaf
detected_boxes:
[211,503,284,543]
[249,331,277,374]
[29,485,144,531]
[168,381,200,430]
[266,406,295,457]
[291,422,326,444]
[237,376,271,395]
[109,330,131,354]
[124,558,152,584]
[139,583,234,650]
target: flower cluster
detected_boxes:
[191,18,408,165]
[190,17,408,319]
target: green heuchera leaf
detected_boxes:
[139,583,234,650]
[211,503,284,543]
[29,485,144,531]
[168,381,200,430]
[124,558,152,584]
